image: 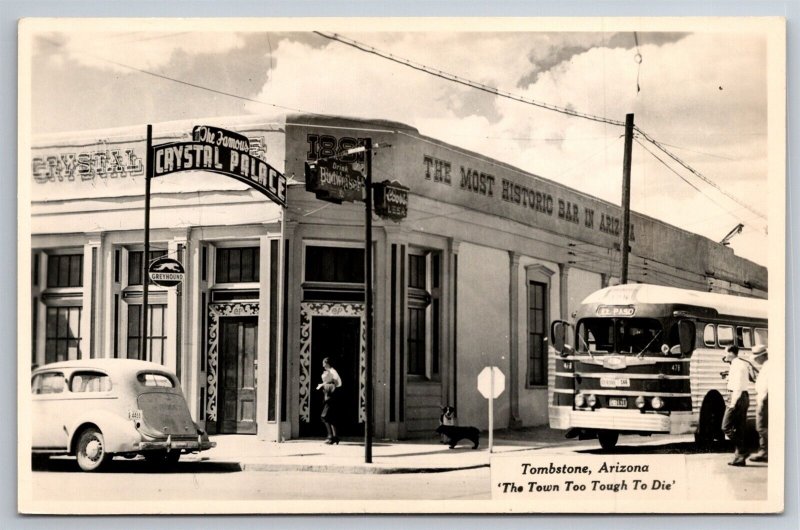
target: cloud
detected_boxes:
[28,28,769,264]
[517,32,689,87]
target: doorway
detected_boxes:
[301,315,362,438]
[217,316,258,434]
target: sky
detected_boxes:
[26,22,774,266]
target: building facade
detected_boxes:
[28,114,767,442]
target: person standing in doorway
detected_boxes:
[750,345,769,463]
[721,345,753,466]
[316,357,342,445]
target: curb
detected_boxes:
[239,462,490,474]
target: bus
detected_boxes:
[548,283,768,450]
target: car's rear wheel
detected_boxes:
[75,427,109,472]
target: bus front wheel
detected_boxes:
[598,431,619,451]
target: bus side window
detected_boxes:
[754,328,768,347]
[703,324,716,347]
[717,325,734,347]
[738,327,753,349]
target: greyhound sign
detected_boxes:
[148,256,185,288]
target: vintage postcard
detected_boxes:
[17,17,786,514]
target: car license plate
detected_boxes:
[608,398,628,408]
[128,409,143,420]
[600,376,631,388]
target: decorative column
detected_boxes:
[508,251,522,428]
[185,229,204,422]
[82,234,103,359]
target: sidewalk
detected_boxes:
[186,425,570,474]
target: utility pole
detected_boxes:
[620,113,634,284]
[141,124,153,361]
[363,138,374,464]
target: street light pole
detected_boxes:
[364,138,374,464]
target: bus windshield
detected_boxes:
[576,318,665,355]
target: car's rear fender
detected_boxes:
[68,411,142,454]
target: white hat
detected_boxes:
[752,344,768,356]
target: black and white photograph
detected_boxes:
[17,17,786,514]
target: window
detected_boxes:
[70,371,112,393]
[528,281,548,386]
[137,373,175,387]
[737,327,753,349]
[47,254,83,288]
[128,250,167,286]
[216,246,260,283]
[754,328,768,347]
[717,325,734,346]
[45,306,82,364]
[703,324,716,347]
[127,304,167,363]
[305,246,364,283]
[406,251,441,378]
[32,372,65,395]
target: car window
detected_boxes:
[137,372,175,387]
[32,372,66,394]
[70,371,112,393]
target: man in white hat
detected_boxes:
[721,345,752,466]
[750,344,769,463]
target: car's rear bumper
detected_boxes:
[136,435,216,452]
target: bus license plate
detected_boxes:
[608,398,628,408]
[600,376,630,388]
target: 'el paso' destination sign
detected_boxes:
[152,125,287,207]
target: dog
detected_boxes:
[439,406,456,444]
[436,424,480,449]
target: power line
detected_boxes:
[313,31,627,128]
[634,127,766,222]
[635,137,767,234]
[316,31,767,226]
[43,32,767,234]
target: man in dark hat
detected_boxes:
[721,345,752,466]
[750,344,769,463]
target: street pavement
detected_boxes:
[27,427,769,506]
[179,425,570,474]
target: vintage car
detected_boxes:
[31,358,214,471]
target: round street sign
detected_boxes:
[477,366,505,399]
[148,256,185,288]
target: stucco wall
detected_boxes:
[567,267,604,319]
[456,242,510,430]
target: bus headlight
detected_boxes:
[575,394,585,407]
[635,396,646,409]
[651,396,665,410]
[586,394,597,407]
